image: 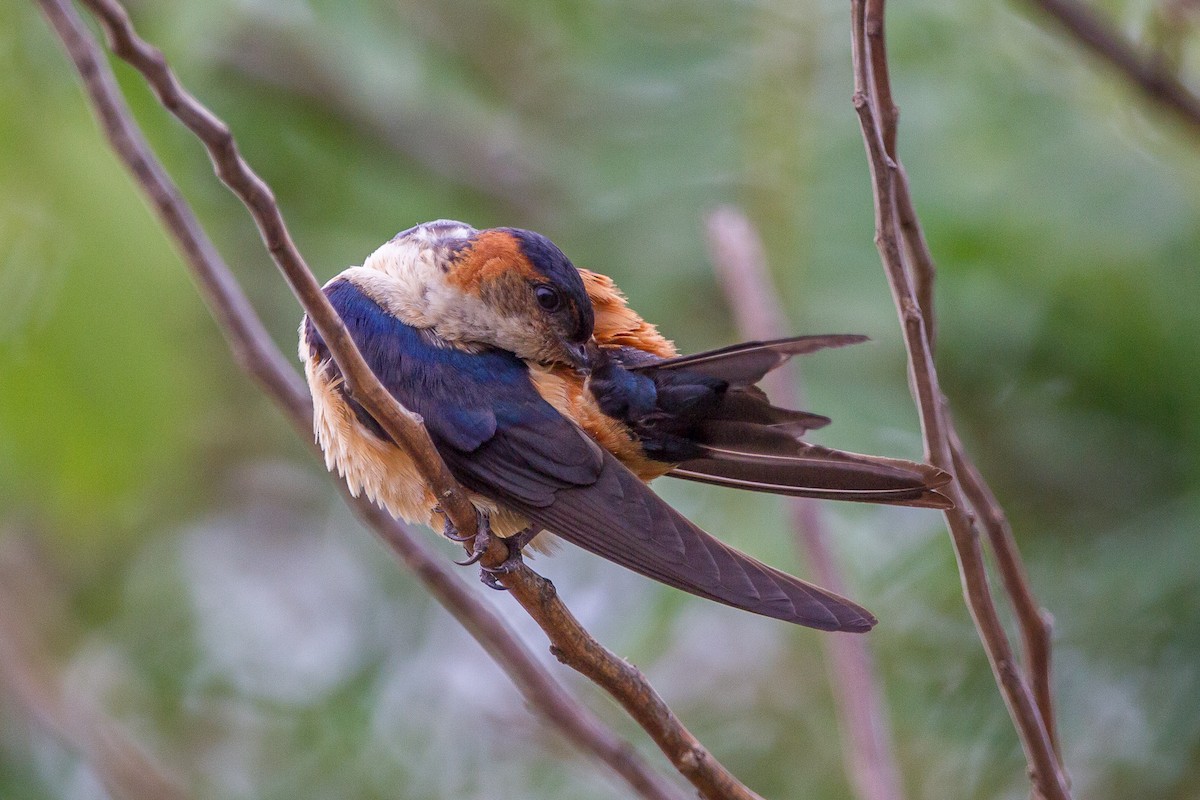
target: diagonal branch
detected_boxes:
[949,428,1061,762]
[864,0,1064,771]
[706,206,907,800]
[74,0,484,547]
[38,0,763,797]
[1021,0,1200,137]
[849,0,1072,798]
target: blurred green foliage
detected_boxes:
[2,0,1199,798]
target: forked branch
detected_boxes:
[849,0,1072,797]
[1024,0,1200,137]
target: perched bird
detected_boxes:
[300,220,951,632]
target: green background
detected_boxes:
[2,0,1198,797]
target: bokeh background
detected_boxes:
[3,0,1199,798]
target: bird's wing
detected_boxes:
[591,335,952,509]
[506,452,876,631]
[642,334,869,386]
[311,278,875,631]
[672,432,953,509]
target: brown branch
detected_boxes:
[868,52,1058,758]
[1022,0,1200,137]
[38,0,759,797]
[504,566,765,800]
[891,145,1059,773]
[869,0,1063,770]
[348,500,694,800]
[72,0,484,547]
[849,2,1073,799]
[893,176,937,349]
[706,206,906,800]
[949,429,1060,763]
[861,0,938,348]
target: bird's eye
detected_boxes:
[534,285,563,312]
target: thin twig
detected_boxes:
[40,0,758,797]
[893,176,936,349]
[861,0,935,348]
[504,567,765,800]
[1023,0,1200,136]
[76,0,484,547]
[949,429,1060,762]
[348,499,694,800]
[869,61,1059,763]
[706,206,906,800]
[848,1,1072,798]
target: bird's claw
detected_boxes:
[479,568,510,591]
[448,512,536,589]
[452,512,493,567]
[441,507,484,543]
[477,527,536,590]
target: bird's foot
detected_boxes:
[440,506,482,543]
[478,527,538,591]
[452,510,494,566]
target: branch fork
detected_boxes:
[850,1,1071,797]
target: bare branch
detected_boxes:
[347,499,693,800]
[1023,0,1200,136]
[38,0,760,796]
[871,0,1063,772]
[71,0,484,548]
[949,429,1061,763]
[867,0,1058,747]
[504,566,766,800]
[893,174,937,348]
[848,1,1072,798]
[706,206,906,800]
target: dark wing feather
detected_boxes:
[709,388,832,435]
[435,397,877,630]
[595,335,953,510]
[508,454,877,632]
[642,335,869,386]
[671,422,953,509]
[313,278,874,630]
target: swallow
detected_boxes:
[300,220,951,631]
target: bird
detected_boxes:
[299,220,951,632]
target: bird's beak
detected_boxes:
[565,341,592,373]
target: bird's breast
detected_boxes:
[303,343,443,526]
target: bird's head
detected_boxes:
[336,220,595,371]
